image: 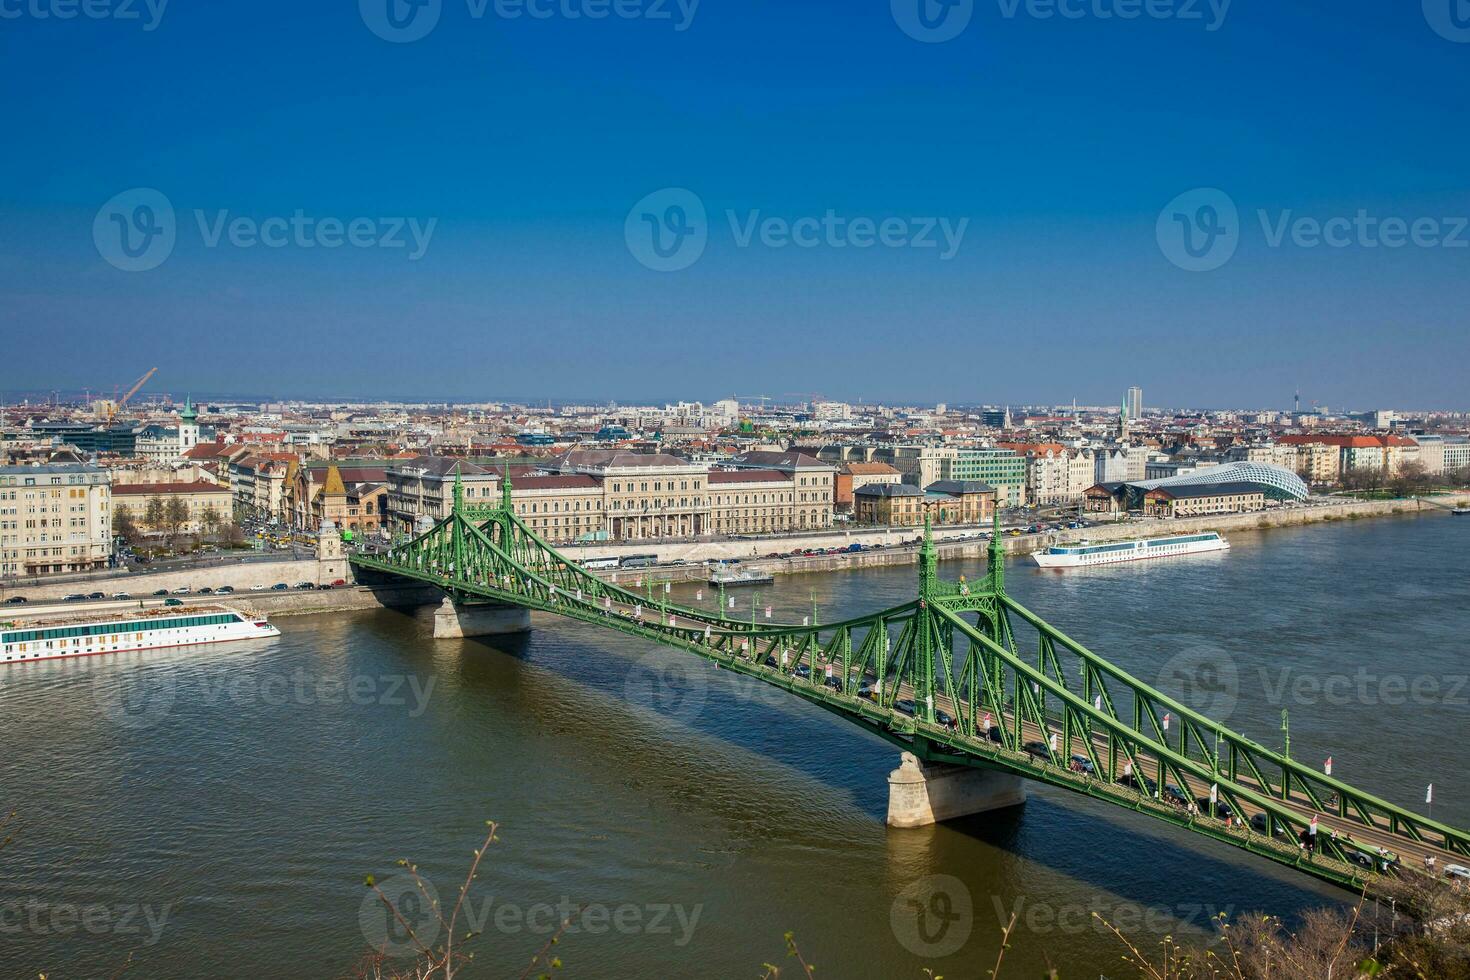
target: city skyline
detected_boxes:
[2,2,1468,407]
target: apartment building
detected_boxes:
[0,463,113,577]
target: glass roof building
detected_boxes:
[1132,462,1309,501]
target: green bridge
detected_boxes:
[350,476,1469,893]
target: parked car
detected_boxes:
[331,579,346,587]
[1163,784,1192,808]
[894,698,917,717]
[3,596,27,605]
[985,725,1004,744]
[111,592,132,599]
[198,587,213,595]
[1023,740,1051,760]
[87,592,105,600]
[152,589,169,597]
[215,586,235,595]
[63,593,87,602]
[171,586,191,595]
[1069,754,1096,775]
[270,583,289,591]
[293,581,315,590]
[1445,864,1470,882]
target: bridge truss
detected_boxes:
[349,476,1470,892]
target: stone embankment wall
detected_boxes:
[11,496,1455,619]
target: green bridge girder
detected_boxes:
[350,478,1470,894]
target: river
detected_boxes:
[1,513,1466,978]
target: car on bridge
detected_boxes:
[985,725,1004,744]
[1445,864,1470,882]
[1069,754,1096,775]
[1022,740,1051,760]
[1197,796,1234,820]
[894,698,916,716]
[1119,772,1158,795]
[1163,784,1192,808]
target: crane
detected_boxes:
[107,367,157,424]
[732,394,772,410]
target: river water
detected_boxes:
[1,513,1466,978]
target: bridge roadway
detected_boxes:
[551,586,1456,885]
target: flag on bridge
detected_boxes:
[728,596,735,609]
[982,712,992,729]
[1309,814,1318,836]
[1049,732,1059,752]
[1123,760,1133,776]
[696,590,702,600]
[1324,757,1333,775]
[1209,784,1218,805]
[825,664,833,679]
[1427,784,1434,804]
[1093,694,1102,712]
[765,606,772,619]
[1163,713,1171,731]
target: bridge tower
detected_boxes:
[887,513,1027,827]
[432,465,533,639]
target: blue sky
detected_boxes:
[1,0,1467,409]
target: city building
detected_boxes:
[0,463,113,577]
[853,482,925,526]
[834,461,903,512]
[1127,386,1143,422]
[113,479,234,535]
[1142,484,1267,518]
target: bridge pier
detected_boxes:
[432,598,532,639]
[886,752,1027,828]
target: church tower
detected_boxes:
[178,397,200,456]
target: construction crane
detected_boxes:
[105,367,157,424]
[732,394,772,410]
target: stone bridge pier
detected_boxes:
[432,598,532,639]
[886,752,1027,828]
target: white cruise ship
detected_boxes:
[1032,532,1229,569]
[1,605,280,666]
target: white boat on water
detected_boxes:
[1032,531,1229,569]
[2,605,280,666]
[709,569,774,587]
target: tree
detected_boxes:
[1388,462,1429,499]
[143,495,166,532]
[112,506,141,546]
[200,504,223,542]
[164,496,190,546]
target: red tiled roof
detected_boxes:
[114,480,231,495]
[708,468,791,484]
[510,474,601,491]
